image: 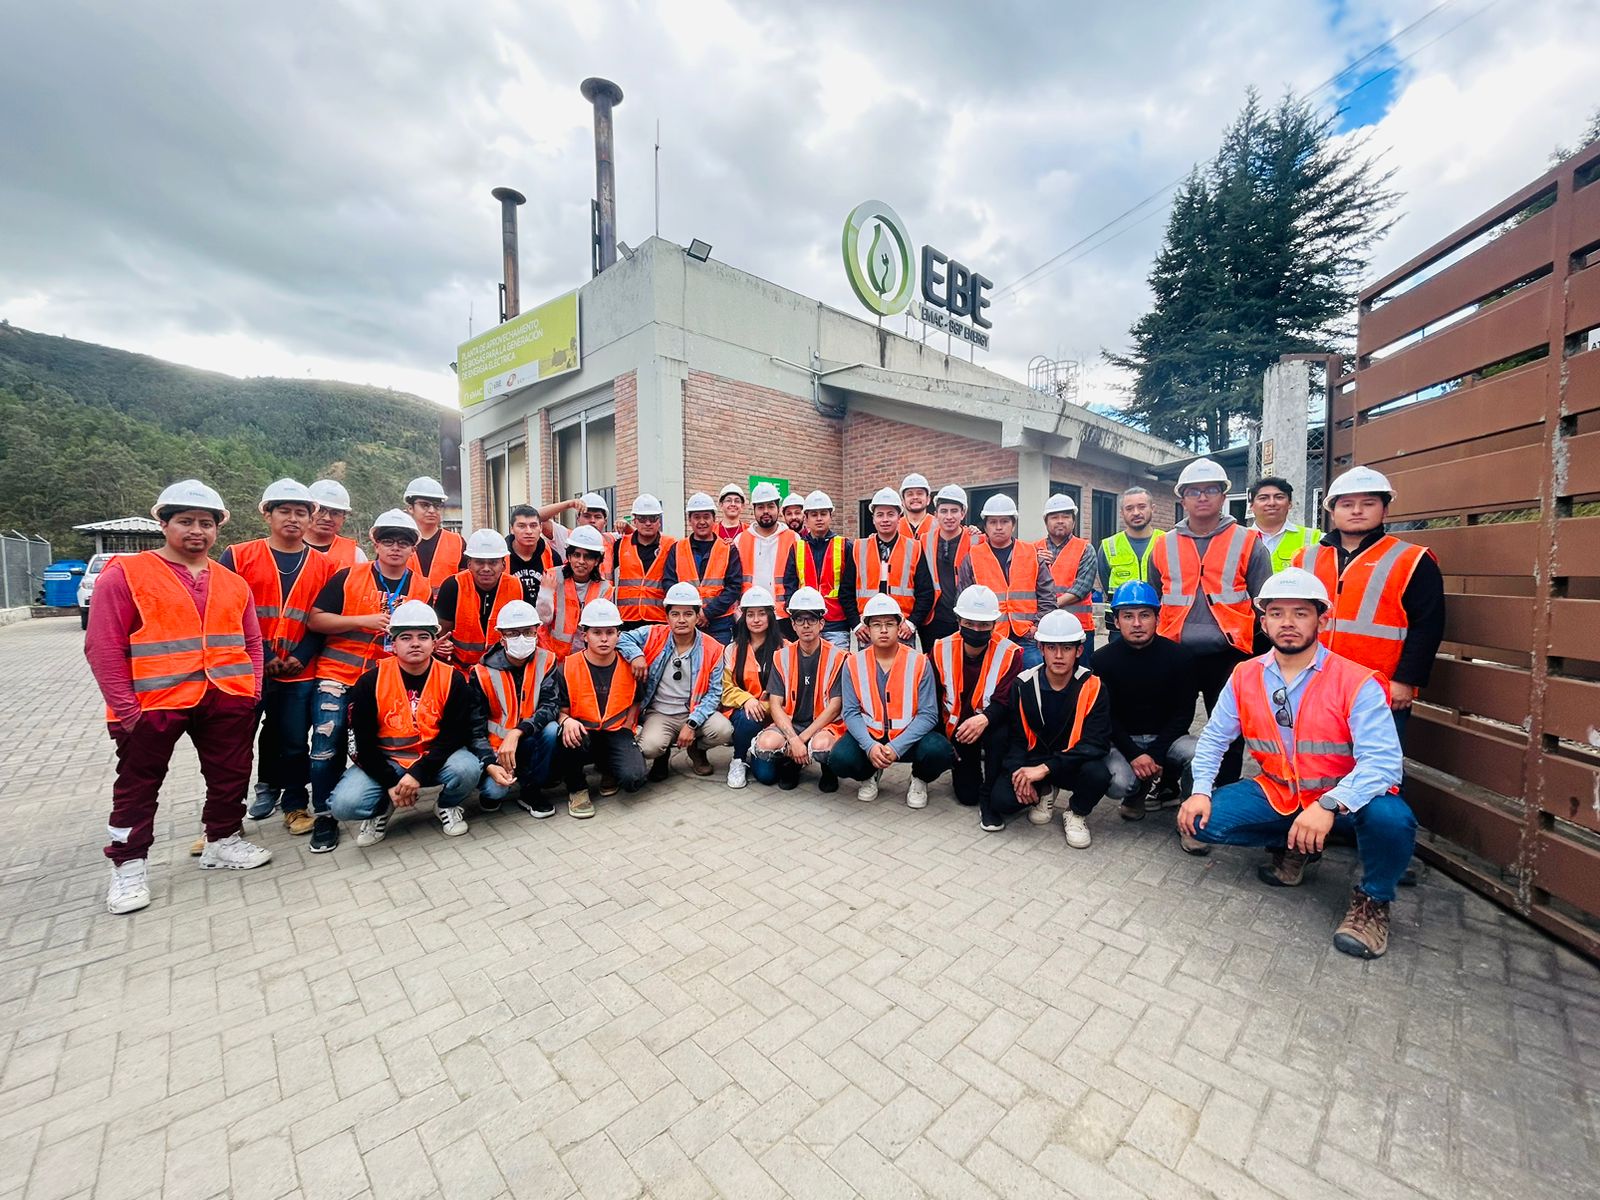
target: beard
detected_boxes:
[757,514,777,529]
[1270,629,1316,654]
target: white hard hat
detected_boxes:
[870,487,902,511]
[152,479,230,525]
[579,597,623,628]
[1325,465,1395,507]
[741,585,776,609]
[860,593,903,621]
[1035,610,1086,644]
[566,525,607,555]
[308,479,352,511]
[1174,458,1231,496]
[718,483,746,501]
[781,494,806,509]
[685,491,717,513]
[804,490,834,511]
[258,478,314,514]
[370,509,421,539]
[665,581,704,608]
[389,599,439,632]
[465,528,509,559]
[952,585,1001,622]
[750,482,782,505]
[900,473,931,493]
[787,586,827,613]
[494,599,540,629]
[404,476,449,503]
[631,493,664,517]
[935,484,968,509]
[981,494,1019,520]
[580,492,609,514]
[1255,566,1331,610]
[1044,493,1078,515]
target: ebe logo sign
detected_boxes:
[841,200,993,348]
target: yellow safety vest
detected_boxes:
[1099,530,1162,591]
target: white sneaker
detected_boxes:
[857,771,881,803]
[906,778,928,809]
[356,807,392,847]
[198,833,272,871]
[1063,812,1092,849]
[107,859,150,914]
[438,807,469,837]
[1029,785,1055,825]
[726,759,748,789]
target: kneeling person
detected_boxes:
[557,598,646,817]
[469,600,560,817]
[924,585,1022,808]
[329,600,482,844]
[830,594,952,806]
[622,582,734,780]
[751,587,845,791]
[1177,568,1412,959]
[989,611,1111,844]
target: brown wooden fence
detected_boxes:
[1332,139,1600,959]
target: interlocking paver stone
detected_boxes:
[3,616,1599,1198]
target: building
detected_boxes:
[72,517,164,557]
[459,238,1189,541]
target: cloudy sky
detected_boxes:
[2,0,1594,410]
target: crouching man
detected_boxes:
[329,600,483,846]
[1177,567,1413,959]
[921,585,1022,808]
[750,587,846,791]
[987,610,1111,844]
[622,582,734,781]
[556,598,646,817]
[468,600,560,817]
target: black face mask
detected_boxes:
[959,626,992,650]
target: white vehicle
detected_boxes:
[78,553,121,629]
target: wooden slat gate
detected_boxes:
[1334,140,1600,958]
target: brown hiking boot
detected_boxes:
[1333,888,1391,959]
[1177,829,1210,856]
[687,746,714,776]
[1257,848,1320,887]
[1118,799,1147,822]
[597,771,620,797]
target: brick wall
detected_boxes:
[468,438,488,529]
[614,371,638,509]
[682,370,843,507]
[538,409,556,504]
[842,410,1017,511]
[1047,454,1150,545]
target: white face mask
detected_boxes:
[503,634,537,659]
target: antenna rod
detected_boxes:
[654,119,660,238]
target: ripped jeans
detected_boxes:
[309,680,354,817]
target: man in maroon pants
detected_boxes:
[85,480,272,915]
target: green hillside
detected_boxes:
[0,322,449,556]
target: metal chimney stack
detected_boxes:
[491,186,526,321]
[581,77,624,276]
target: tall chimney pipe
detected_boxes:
[491,186,526,321]
[580,77,624,276]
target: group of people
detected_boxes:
[86,460,1442,959]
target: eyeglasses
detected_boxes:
[375,536,417,548]
[1186,485,1226,497]
[791,614,823,626]
[1271,686,1293,729]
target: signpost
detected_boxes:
[456,290,581,409]
[841,201,993,350]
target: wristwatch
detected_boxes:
[1317,794,1344,813]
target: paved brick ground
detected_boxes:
[2,615,1598,1200]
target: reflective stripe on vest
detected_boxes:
[772,641,846,728]
[474,651,553,750]
[845,644,925,740]
[1044,536,1094,631]
[1155,525,1255,654]
[228,539,333,680]
[1100,530,1161,591]
[968,540,1038,640]
[640,625,721,708]
[1018,668,1101,752]
[1303,537,1429,689]
[450,570,523,668]
[1233,652,1377,814]
[115,552,256,713]
[317,566,430,684]
[736,528,795,612]
[674,538,731,605]
[541,576,613,659]
[372,657,453,768]
[922,526,974,607]
[314,534,362,571]
[407,528,465,593]
[615,534,675,623]
[899,513,933,541]
[853,535,918,615]
[933,634,1019,736]
[794,537,847,622]
[1258,524,1320,574]
[562,653,638,730]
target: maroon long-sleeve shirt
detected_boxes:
[85,556,264,726]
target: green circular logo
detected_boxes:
[842,200,914,317]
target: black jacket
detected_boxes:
[466,644,562,765]
[997,663,1111,776]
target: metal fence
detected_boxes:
[1335,139,1600,958]
[0,532,53,609]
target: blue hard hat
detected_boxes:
[1110,580,1161,611]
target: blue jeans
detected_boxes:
[309,681,353,817]
[478,722,559,802]
[1021,630,1094,670]
[328,748,483,822]
[257,678,316,804]
[827,733,954,782]
[1191,779,1418,902]
[729,710,767,760]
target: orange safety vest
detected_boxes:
[1299,536,1431,693]
[845,643,929,741]
[853,534,920,617]
[720,637,773,715]
[1043,536,1095,632]
[562,653,637,731]
[539,574,614,660]
[898,512,933,541]
[615,533,676,624]
[114,552,256,714]
[372,657,454,768]
[793,536,848,623]
[228,539,334,681]
[1018,669,1102,753]
[673,537,733,607]
[736,527,797,615]
[771,640,847,737]
[473,649,555,751]
[923,527,976,609]
[407,528,465,594]
[448,570,523,669]
[311,535,362,571]
[968,540,1039,641]
[1234,651,1379,815]
[1154,525,1255,655]
[639,625,723,708]
[932,634,1020,737]
[316,566,431,685]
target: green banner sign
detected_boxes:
[456,290,581,409]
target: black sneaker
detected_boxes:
[479,791,503,813]
[517,793,555,819]
[309,816,340,854]
[818,769,839,794]
[647,756,670,783]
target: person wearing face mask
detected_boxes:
[919,586,1022,810]
[468,600,561,817]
